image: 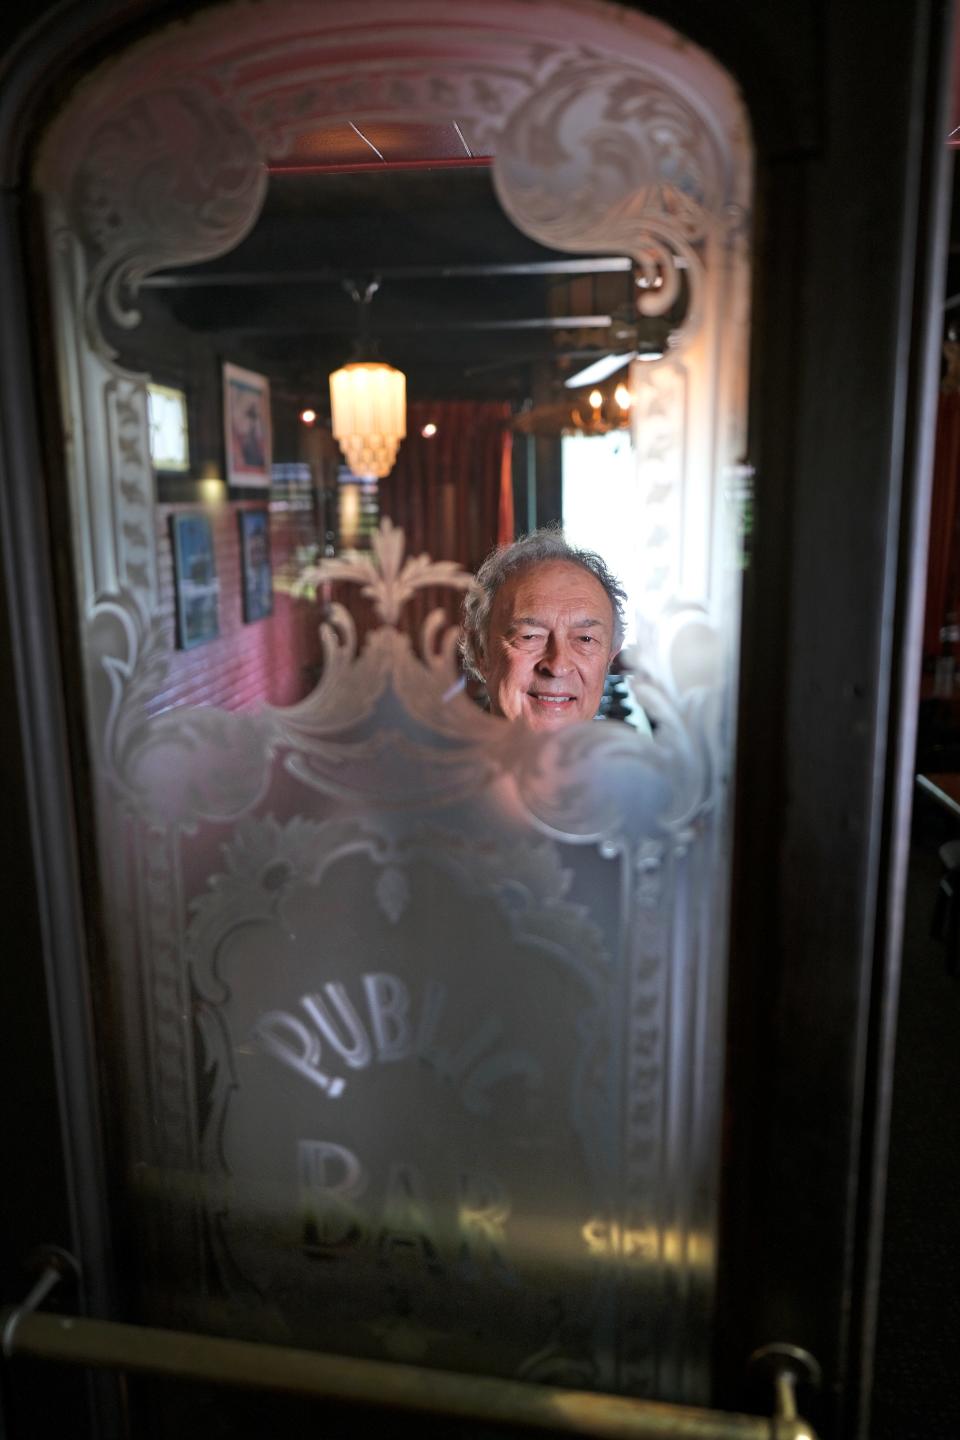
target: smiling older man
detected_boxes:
[461,529,626,731]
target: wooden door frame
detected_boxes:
[0,3,954,1438]
[715,5,954,1437]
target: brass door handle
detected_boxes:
[749,1343,822,1440]
[2,1247,821,1440]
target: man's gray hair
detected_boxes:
[460,527,627,678]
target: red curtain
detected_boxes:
[923,390,960,658]
[378,399,514,641]
[380,399,513,568]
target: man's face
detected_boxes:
[477,560,618,731]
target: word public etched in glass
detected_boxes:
[35,0,752,1406]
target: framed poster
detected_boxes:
[170,513,219,649]
[223,362,272,488]
[239,508,273,623]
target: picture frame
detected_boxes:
[170,513,220,649]
[223,361,272,489]
[238,508,274,623]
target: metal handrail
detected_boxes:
[0,1307,818,1440]
[0,1252,819,1440]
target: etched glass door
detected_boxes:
[33,0,752,1409]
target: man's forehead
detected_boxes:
[495,560,614,618]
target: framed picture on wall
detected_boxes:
[223,362,272,488]
[238,508,273,623]
[170,513,220,649]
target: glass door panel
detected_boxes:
[33,0,753,1409]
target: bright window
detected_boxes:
[561,429,640,648]
[147,382,190,472]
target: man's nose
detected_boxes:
[536,635,573,674]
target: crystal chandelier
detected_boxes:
[329,279,406,479]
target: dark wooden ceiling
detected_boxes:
[140,154,662,412]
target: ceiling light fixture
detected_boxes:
[329,279,407,479]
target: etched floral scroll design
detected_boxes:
[493,60,727,354]
[72,86,266,357]
[89,520,713,851]
[47,23,736,376]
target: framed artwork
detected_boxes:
[238,508,274,623]
[170,513,220,649]
[223,361,272,488]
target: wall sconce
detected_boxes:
[198,460,226,504]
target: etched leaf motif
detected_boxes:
[297,518,473,625]
[376,866,410,924]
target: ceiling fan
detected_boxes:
[562,338,665,390]
[562,261,685,388]
[562,313,675,388]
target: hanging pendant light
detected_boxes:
[329,359,406,479]
[329,279,406,479]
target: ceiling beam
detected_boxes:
[141,258,633,288]
[188,316,617,336]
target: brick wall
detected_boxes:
[150,498,322,715]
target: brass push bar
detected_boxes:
[0,1308,816,1440]
[1,1253,819,1440]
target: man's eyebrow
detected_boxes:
[506,616,605,630]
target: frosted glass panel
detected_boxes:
[85,522,728,1400]
[36,0,752,1408]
